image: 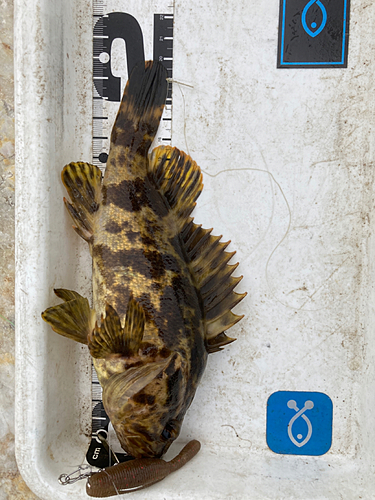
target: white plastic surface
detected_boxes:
[15,0,375,498]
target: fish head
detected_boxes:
[103,351,186,458]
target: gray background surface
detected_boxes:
[0,1,38,497]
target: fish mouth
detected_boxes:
[103,352,185,458]
[115,417,180,458]
[119,430,170,458]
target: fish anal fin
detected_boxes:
[181,221,246,354]
[61,162,102,243]
[88,296,145,359]
[149,146,203,232]
[41,289,95,344]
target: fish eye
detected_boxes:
[161,427,171,440]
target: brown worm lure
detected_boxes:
[86,440,201,497]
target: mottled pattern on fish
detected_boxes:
[42,61,246,460]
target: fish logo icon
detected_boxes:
[302,0,327,38]
[287,400,314,447]
[266,391,333,456]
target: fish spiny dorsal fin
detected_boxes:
[110,61,167,155]
[181,220,247,354]
[148,146,203,232]
[41,289,95,344]
[87,296,145,359]
[61,162,102,243]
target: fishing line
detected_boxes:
[0,312,14,328]
[101,467,121,496]
[201,166,293,309]
[173,77,293,310]
[221,424,252,444]
[171,79,192,156]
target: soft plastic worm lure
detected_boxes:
[86,440,201,497]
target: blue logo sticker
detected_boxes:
[301,0,327,38]
[277,0,350,68]
[266,391,333,456]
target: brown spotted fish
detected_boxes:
[42,61,246,460]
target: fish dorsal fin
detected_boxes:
[149,147,246,352]
[181,220,247,354]
[88,296,145,358]
[41,289,95,344]
[149,146,203,231]
[61,162,102,242]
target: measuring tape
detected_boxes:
[86,0,174,468]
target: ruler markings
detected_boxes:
[87,3,174,466]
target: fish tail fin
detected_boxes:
[110,61,168,155]
[41,289,96,344]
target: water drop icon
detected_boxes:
[287,400,314,447]
[302,0,327,38]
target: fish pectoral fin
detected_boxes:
[148,146,203,232]
[41,289,95,344]
[103,353,175,412]
[181,221,247,354]
[61,162,102,242]
[88,296,145,358]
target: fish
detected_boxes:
[42,60,246,461]
[86,439,201,497]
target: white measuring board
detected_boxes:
[92,0,173,172]
[87,0,174,467]
[16,0,375,498]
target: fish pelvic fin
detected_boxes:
[41,288,95,344]
[110,61,168,155]
[149,146,203,232]
[180,221,247,354]
[61,162,102,243]
[88,295,145,358]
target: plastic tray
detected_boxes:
[15,0,375,498]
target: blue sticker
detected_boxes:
[266,391,333,456]
[277,0,350,68]
[301,0,327,38]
